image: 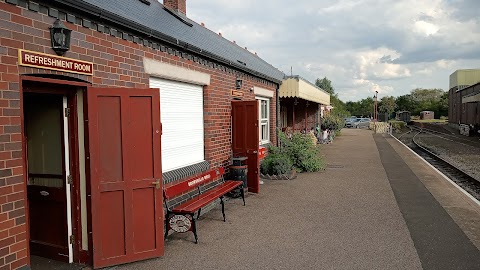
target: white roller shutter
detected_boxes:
[149,77,204,172]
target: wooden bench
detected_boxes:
[163,167,245,243]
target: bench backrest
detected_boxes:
[163,167,225,200]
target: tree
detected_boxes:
[315,77,335,96]
[395,94,416,112]
[409,88,446,116]
[379,96,396,115]
[435,92,449,118]
[315,77,350,118]
[359,97,374,117]
[345,101,360,116]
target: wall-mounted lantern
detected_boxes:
[49,19,72,56]
[235,77,243,89]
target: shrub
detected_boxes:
[279,131,325,172]
[260,145,292,175]
[260,131,326,175]
[389,120,407,133]
[321,114,343,131]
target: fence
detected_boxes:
[370,122,392,134]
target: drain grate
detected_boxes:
[326,164,345,168]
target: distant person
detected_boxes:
[322,129,329,144]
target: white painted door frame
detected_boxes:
[63,96,74,263]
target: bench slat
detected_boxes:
[172,181,242,213]
[164,167,226,199]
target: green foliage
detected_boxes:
[330,96,350,118]
[344,88,448,120]
[379,96,397,115]
[315,77,335,95]
[260,131,326,174]
[404,88,447,117]
[389,120,406,132]
[315,77,350,118]
[260,147,293,175]
[279,132,325,172]
[395,94,417,112]
[321,114,343,131]
[345,97,374,117]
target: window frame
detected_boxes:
[256,96,270,145]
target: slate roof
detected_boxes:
[76,0,285,82]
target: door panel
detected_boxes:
[232,101,260,193]
[99,191,126,259]
[88,87,163,269]
[232,104,245,154]
[128,97,154,179]
[132,188,156,252]
[97,96,124,183]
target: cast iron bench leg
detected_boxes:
[164,222,168,240]
[191,213,198,244]
[197,208,202,219]
[240,186,245,206]
[220,196,226,222]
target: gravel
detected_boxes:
[415,133,480,182]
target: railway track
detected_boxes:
[396,126,480,201]
[413,126,480,149]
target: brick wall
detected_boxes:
[0,1,278,268]
[164,0,187,14]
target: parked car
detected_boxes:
[352,118,371,128]
[345,118,360,128]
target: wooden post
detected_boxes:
[304,103,307,132]
[292,102,295,132]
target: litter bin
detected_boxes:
[227,157,248,198]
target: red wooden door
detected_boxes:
[232,101,260,193]
[87,87,163,268]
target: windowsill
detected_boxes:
[259,141,271,147]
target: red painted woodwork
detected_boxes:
[259,146,267,160]
[172,180,241,213]
[164,167,243,241]
[231,101,260,193]
[164,168,224,199]
[87,87,163,269]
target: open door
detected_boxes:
[232,101,260,193]
[25,93,71,262]
[87,87,163,268]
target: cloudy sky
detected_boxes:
[186,0,480,102]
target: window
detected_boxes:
[149,77,204,172]
[257,97,270,145]
[280,105,288,128]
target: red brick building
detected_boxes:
[0,0,284,269]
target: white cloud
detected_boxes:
[414,21,439,36]
[187,0,480,101]
[320,0,362,13]
[436,59,457,69]
[354,47,411,80]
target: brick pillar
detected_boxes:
[164,0,187,14]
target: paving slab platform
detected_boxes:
[114,129,480,270]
